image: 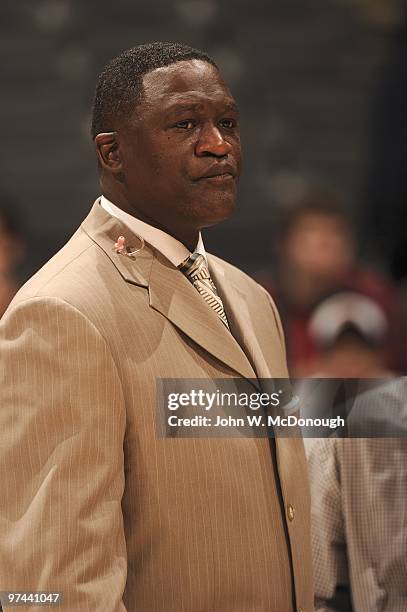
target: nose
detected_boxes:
[195,123,232,157]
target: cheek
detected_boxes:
[124,150,165,188]
[150,152,173,175]
[231,139,242,175]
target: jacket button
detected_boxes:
[287,503,295,521]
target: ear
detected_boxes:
[94,132,122,173]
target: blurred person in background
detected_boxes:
[307,291,391,378]
[306,422,407,612]
[0,194,25,317]
[303,293,406,611]
[257,188,402,376]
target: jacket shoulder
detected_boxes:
[5,226,110,312]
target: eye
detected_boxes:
[219,118,237,129]
[174,120,195,129]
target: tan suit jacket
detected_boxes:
[0,202,314,611]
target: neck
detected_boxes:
[101,186,199,252]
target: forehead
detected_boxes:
[140,59,236,111]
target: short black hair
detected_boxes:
[91,42,218,139]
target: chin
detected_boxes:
[201,207,235,228]
[195,194,236,227]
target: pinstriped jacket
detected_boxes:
[0,202,314,611]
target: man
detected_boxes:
[0,43,313,611]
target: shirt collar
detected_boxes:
[100,195,206,267]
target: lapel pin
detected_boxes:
[114,234,144,258]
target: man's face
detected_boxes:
[116,59,241,236]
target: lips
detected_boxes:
[200,173,234,183]
[195,163,237,181]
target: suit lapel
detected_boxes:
[81,200,152,287]
[209,256,274,381]
[148,251,258,382]
[81,201,257,382]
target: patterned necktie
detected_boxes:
[178,252,230,329]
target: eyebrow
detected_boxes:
[164,100,240,116]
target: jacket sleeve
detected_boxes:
[0,296,127,611]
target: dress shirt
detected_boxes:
[100,195,206,266]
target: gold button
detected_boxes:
[287,503,295,522]
[298,608,304,612]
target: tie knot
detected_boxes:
[178,253,210,282]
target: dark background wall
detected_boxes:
[1,0,406,278]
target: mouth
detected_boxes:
[195,163,237,183]
[198,172,235,183]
